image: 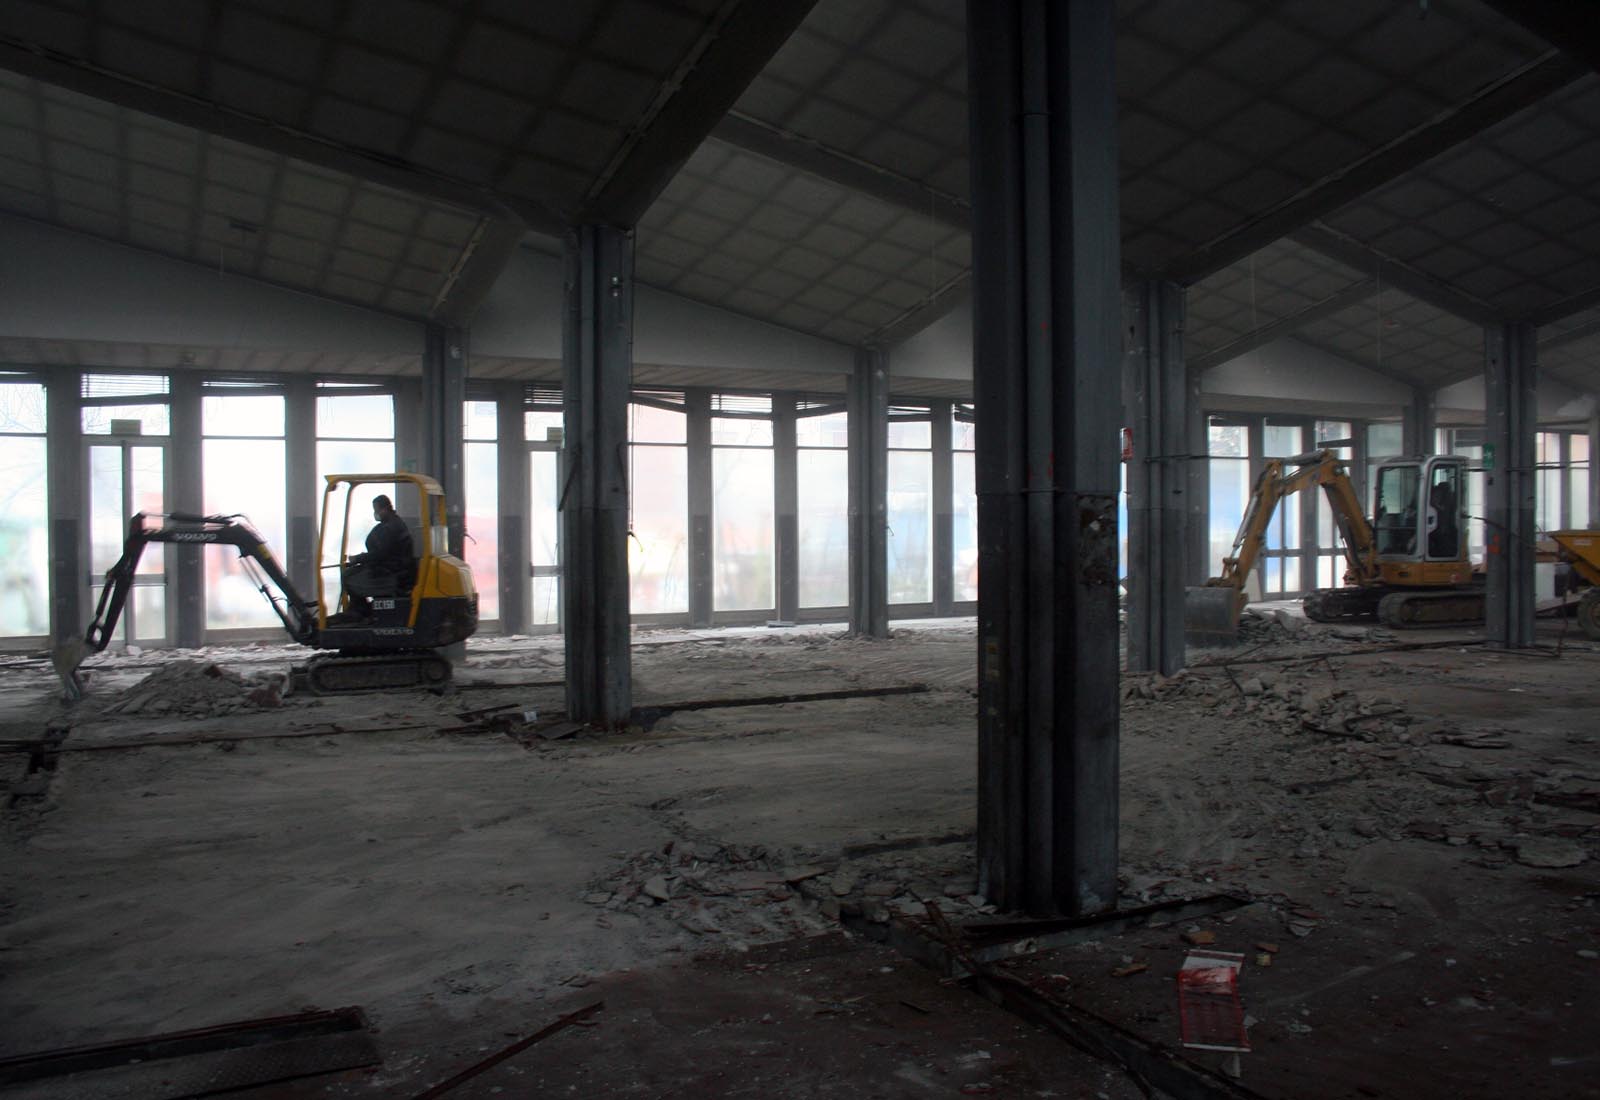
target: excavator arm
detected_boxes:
[56,512,319,698]
[1187,450,1375,641]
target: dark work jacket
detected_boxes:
[363,512,413,575]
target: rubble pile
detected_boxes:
[102,660,285,717]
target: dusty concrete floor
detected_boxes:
[1,615,1596,1098]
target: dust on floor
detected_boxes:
[0,617,1596,1097]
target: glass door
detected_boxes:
[528,445,562,631]
[87,439,170,645]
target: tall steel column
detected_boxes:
[422,322,467,555]
[169,372,205,647]
[561,225,633,723]
[1484,322,1537,649]
[847,347,888,637]
[1123,280,1188,675]
[969,0,1122,916]
[495,379,528,635]
[1406,384,1437,457]
[773,392,800,623]
[46,370,83,646]
[686,389,714,627]
[285,377,318,596]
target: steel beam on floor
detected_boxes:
[773,392,800,624]
[421,322,467,555]
[1124,280,1188,676]
[686,389,714,628]
[46,371,82,647]
[561,225,633,724]
[848,347,889,637]
[169,373,204,648]
[495,379,529,635]
[1484,322,1538,648]
[969,0,1122,916]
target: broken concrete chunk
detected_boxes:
[1514,839,1588,868]
[642,875,672,903]
[1182,929,1216,946]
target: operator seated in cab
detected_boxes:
[340,494,415,619]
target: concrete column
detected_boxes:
[1123,280,1188,675]
[1405,384,1437,457]
[773,392,799,623]
[46,371,83,646]
[847,347,888,637]
[495,379,528,635]
[422,322,467,555]
[1484,322,1537,648]
[169,372,204,648]
[561,225,633,724]
[969,0,1122,916]
[686,389,713,627]
[931,398,955,617]
[1185,371,1210,586]
[284,377,318,597]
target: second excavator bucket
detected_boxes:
[1184,585,1244,646]
[51,637,90,701]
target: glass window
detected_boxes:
[798,449,848,607]
[315,442,399,573]
[529,450,560,626]
[464,400,498,442]
[888,418,931,450]
[888,450,933,604]
[712,417,772,446]
[630,444,688,614]
[1535,432,1562,533]
[1571,433,1590,530]
[1426,463,1462,560]
[1313,421,1353,588]
[464,439,498,619]
[203,438,287,628]
[316,393,394,438]
[0,382,49,637]
[631,402,687,444]
[796,410,848,448]
[525,409,563,442]
[82,403,170,435]
[1375,465,1421,556]
[952,407,976,452]
[713,447,774,611]
[1262,424,1303,595]
[203,394,284,437]
[954,449,977,602]
[1206,419,1251,590]
[1367,422,1403,457]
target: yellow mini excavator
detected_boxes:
[1186,449,1481,642]
[55,472,478,697]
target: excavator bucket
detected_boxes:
[51,637,89,701]
[1185,586,1243,646]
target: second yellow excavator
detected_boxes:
[1186,449,1481,642]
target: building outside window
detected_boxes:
[0,377,48,639]
[711,393,774,613]
[796,403,849,609]
[202,385,286,630]
[952,404,977,603]
[629,394,688,615]
[887,405,933,605]
[463,399,499,620]
[1206,418,1251,592]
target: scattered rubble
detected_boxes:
[98,660,285,717]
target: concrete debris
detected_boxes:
[1514,839,1588,869]
[101,660,284,717]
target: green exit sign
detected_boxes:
[1482,443,1495,471]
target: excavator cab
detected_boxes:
[311,473,479,681]
[1370,455,1471,584]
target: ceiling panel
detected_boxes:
[0,69,485,318]
[1294,289,1484,386]
[1185,238,1366,360]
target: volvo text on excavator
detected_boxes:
[54,472,478,697]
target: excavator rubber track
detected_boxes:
[1302,587,1383,622]
[1376,589,1486,629]
[294,652,452,694]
